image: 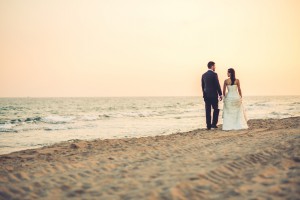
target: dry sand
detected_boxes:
[0,117,299,200]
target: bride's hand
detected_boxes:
[219,95,223,101]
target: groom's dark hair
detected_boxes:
[207,61,215,69]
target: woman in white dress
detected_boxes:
[222,68,248,130]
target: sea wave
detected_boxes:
[0,123,17,133]
[81,115,99,121]
[24,117,42,123]
[44,125,74,131]
[41,116,76,124]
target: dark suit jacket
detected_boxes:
[201,70,222,98]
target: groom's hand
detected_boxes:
[219,95,223,101]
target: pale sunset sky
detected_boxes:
[0,0,299,97]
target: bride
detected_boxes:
[222,68,248,130]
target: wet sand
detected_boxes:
[0,117,299,199]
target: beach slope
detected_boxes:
[0,117,299,199]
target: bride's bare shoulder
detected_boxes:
[224,78,230,84]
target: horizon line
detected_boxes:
[0,95,299,98]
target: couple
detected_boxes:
[201,61,248,130]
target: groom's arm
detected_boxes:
[201,75,206,98]
[215,73,222,97]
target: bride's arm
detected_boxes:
[237,79,243,98]
[223,80,226,96]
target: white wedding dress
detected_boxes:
[222,85,248,130]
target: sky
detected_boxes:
[0,0,299,97]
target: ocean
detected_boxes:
[0,96,299,154]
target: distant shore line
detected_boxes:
[1,95,300,98]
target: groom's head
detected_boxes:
[207,61,215,71]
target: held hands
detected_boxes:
[219,95,223,101]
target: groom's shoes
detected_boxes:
[207,125,218,130]
[211,125,218,129]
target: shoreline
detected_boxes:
[0,117,299,199]
[1,116,299,156]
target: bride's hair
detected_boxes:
[228,68,236,85]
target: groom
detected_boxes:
[201,61,223,130]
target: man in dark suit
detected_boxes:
[201,61,223,130]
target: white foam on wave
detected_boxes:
[41,116,76,124]
[43,123,96,131]
[44,125,72,131]
[0,123,16,129]
[121,110,166,118]
[81,115,99,121]
[0,123,17,132]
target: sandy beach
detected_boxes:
[0,117,299,199]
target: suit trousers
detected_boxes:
[204,97,220,128]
